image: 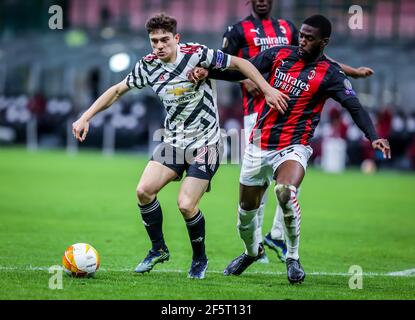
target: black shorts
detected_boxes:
[151,141,223,192]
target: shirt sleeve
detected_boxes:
[326,66,358,104]
[208,47,278,81]
[342,98,379,142]
[125,59,147,89]
[222,25,243,55]
[247,46,279,74]
[208,69,246,81]
[199,47,231,71]
[326,66,379,142]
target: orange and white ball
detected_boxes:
[62,243,100,277]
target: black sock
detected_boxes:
[138,198,166,251]
[185,210,207,261]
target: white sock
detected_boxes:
[275,185,301,260]
[270,205,285,240]
[237,206,259,257]
[255,192,267,243]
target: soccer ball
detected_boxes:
[62,243,100,277]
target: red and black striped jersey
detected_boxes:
[222,15,298,115]
[246,46,361,151]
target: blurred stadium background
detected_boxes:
[0,0,415,171]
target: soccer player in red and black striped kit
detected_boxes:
[221,0,375,264]
[208,14,391,283]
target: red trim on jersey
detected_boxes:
[276,61,331,150]
[278,19,293,43]
[241,20,261,58]
[180,45,203,54]
[248,48,294,148]
[143,53,157,62]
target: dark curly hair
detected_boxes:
[303,14,332,38]
[145,13,177,34]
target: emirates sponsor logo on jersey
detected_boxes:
[274,69,310,97]
[253,36,289,48]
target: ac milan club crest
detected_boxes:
[307,69,316,80]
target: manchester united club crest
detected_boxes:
[159,73,169,81]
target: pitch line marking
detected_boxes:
[0,265,414,277]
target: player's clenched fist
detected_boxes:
[72,118,89,142]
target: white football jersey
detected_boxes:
[126,43,231,149]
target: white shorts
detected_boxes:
[240,143,313,187]
[243,113,258,147]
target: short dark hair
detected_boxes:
[303,14,332,38]
[145,13,177,35]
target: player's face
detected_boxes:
[298,24,329,60]
[149,29,180,63]
[251,0,273,17]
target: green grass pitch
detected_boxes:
[0,147,414,300]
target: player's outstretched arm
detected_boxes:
[188,68,261,97]
[339,64,374,79]
[228,56,290,113]
[342,97,391,159]
[72,80,130,142]
[326,55,374,79]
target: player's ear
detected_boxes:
[174,33,180,43]
[320,37,329,50]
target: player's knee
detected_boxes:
[177,197,196,218]
[275,184,295,210]
[136,185,156,205]
[239,199,260,211]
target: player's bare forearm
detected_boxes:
[240,79,262,97]
[229,56,289,113]
[72,80,130,142]
[229,56,273,96]
[81,81,130,121]
[338,63,374,79]
[326,55,374,79]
